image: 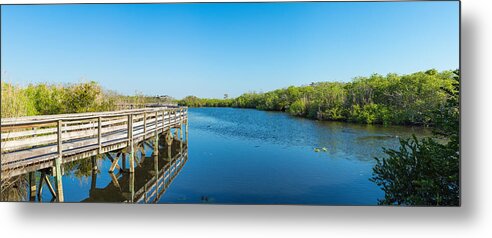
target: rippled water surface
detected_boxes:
[159,108,432,205]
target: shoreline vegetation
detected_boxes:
[372,70,460,205]
[179,69,458,127]
[2,69,457,128]
[0,81,174,119]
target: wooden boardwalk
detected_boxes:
[1,107,188,202]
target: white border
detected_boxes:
[2,0,492,237]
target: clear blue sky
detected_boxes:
[1,2,459,99]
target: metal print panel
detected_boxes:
[0,1,460,206]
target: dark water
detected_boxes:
[6,107,432,205]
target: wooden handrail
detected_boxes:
[1,107,188,174]
[0,107,187,127]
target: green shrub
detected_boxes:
[288,99,307,116]
[371,70,460,206]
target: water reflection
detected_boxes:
[83,143,188,203]
[1,132,188,203]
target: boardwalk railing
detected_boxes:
[134,148,188,203]
[1,107,188,180]
[116,103,178,110]
[80,143,188,203]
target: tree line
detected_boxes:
[179,69,456,126]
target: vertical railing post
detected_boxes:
[174,109,177,124]
[128,114,133,145]
[143,112,147,136]
[154,111,159,156]
[161,110,165,131]
[155,111,159,131]
[98,116,102,154]
[178,108,183,151]
[168,109,172,127]
[186,118,189,143]
[128,114,135,173]
[55,120,64,202]
[179,124,183,151]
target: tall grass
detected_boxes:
[1,81,123,118]
[1,80,177,119]
[1,81,37,118]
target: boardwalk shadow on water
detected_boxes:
[2,135,189,204]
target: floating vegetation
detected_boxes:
[314,147,328,152]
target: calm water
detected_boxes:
[8,107,432,205]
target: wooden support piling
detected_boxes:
[43,174,57,198]
[90,166,97,191]
[109,172,121,190]
[38,171,45,200]
[167,144,172,162]
[153,153,159,194]
[92,156,98,171]
[55,120,64,202]
[128,171,135,202]
[120,152,126,171]
[29,172,37,201]
[108,153,121,173]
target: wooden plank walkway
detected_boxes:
[1,107,188,180]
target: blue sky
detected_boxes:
[1,2,459,99]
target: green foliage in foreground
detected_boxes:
[179,69,456,126]
[371,70,460,206]
[1,81,119,118]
